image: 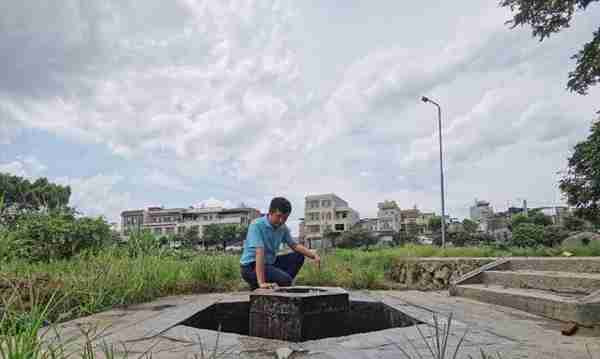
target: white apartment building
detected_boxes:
[377,200,401,232]
[303,193,359,248]
[121,205,261,239]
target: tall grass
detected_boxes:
[0,250,244,327]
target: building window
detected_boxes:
[166,227,175,234]
[335,224,344,231]
[178,227,185,234]
[326,212,332,220]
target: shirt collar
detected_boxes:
[262,215,274,229]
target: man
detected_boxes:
[240,197,320,290]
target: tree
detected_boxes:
[202,224,222,250]
[543,224,571,247]
[512,223,545,247]
[449,231,470,247]
[462,218,478,234]
[183,226,200,247]
[563,215,588,231]
[221,224,242,251]
[8,211,111,262]
[500,0,600,95]
[531,211,553,226]
[0,173,71,218]
[428,216,442,233]
[510,213,531,230]
[560,120,600,223]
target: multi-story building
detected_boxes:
[358,218,379,232]
[377,200,401,233]
[304,193,359,248]
[398,206,434,235]
[470,199,493,222]
[121,205,261,241]
[121,209,144,235]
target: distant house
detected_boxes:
[303,193,360,248]
[120,205,260,242]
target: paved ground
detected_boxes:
[46,290,600,358]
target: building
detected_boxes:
[470,199,493,222]
[377,200,401,233]
[358,218,379,232]
[303,193,360,248]
[121,205,261,241]
[398,206,435,235]
[533,206,570,226]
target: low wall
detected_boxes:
[388,257,496,290]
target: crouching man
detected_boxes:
[240,197,320,290]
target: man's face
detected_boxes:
[268,210,289,228]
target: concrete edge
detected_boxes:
[576,288,600,327]
[580,288,600,304]
[449,258,511,296]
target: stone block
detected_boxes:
[249,286,349,342]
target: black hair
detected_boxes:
[269,197,292,214]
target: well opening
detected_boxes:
[180,287,421,342]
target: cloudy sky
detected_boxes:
[1,1,599,234]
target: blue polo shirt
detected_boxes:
[240,216,297,265]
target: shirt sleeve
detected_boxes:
[246,222,264,248]
[282,225,298,246]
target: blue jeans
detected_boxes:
[240,252,305,290]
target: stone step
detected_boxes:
[454,284,583,324]
[482,270,600,295]
[507,257,600,273]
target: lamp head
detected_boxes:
[421,96,429,103]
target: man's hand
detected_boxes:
[312,252,321,269]
[258,282,278,290]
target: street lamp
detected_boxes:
[421,96,446,248]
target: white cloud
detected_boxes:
[0,156,47,178]
[195,198,236,209]
[145,170,193,192]
[1,0,600,233]
[54,174,133,222]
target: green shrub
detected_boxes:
[8,211,111,262]
[512,223,545,247]
[542,225,570,247]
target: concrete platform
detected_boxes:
[45,290,600,358]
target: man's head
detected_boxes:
[267,197,292,228]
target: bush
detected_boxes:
[564,215,588,231]
[448,232,470,247]
[338,228,378,249]
[512,223,545,247]
[7,211,111,262]
[542,225,570,247]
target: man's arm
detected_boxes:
[255,247,272,288]
[289,243,320,266]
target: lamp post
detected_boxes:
[421,96,446,248]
